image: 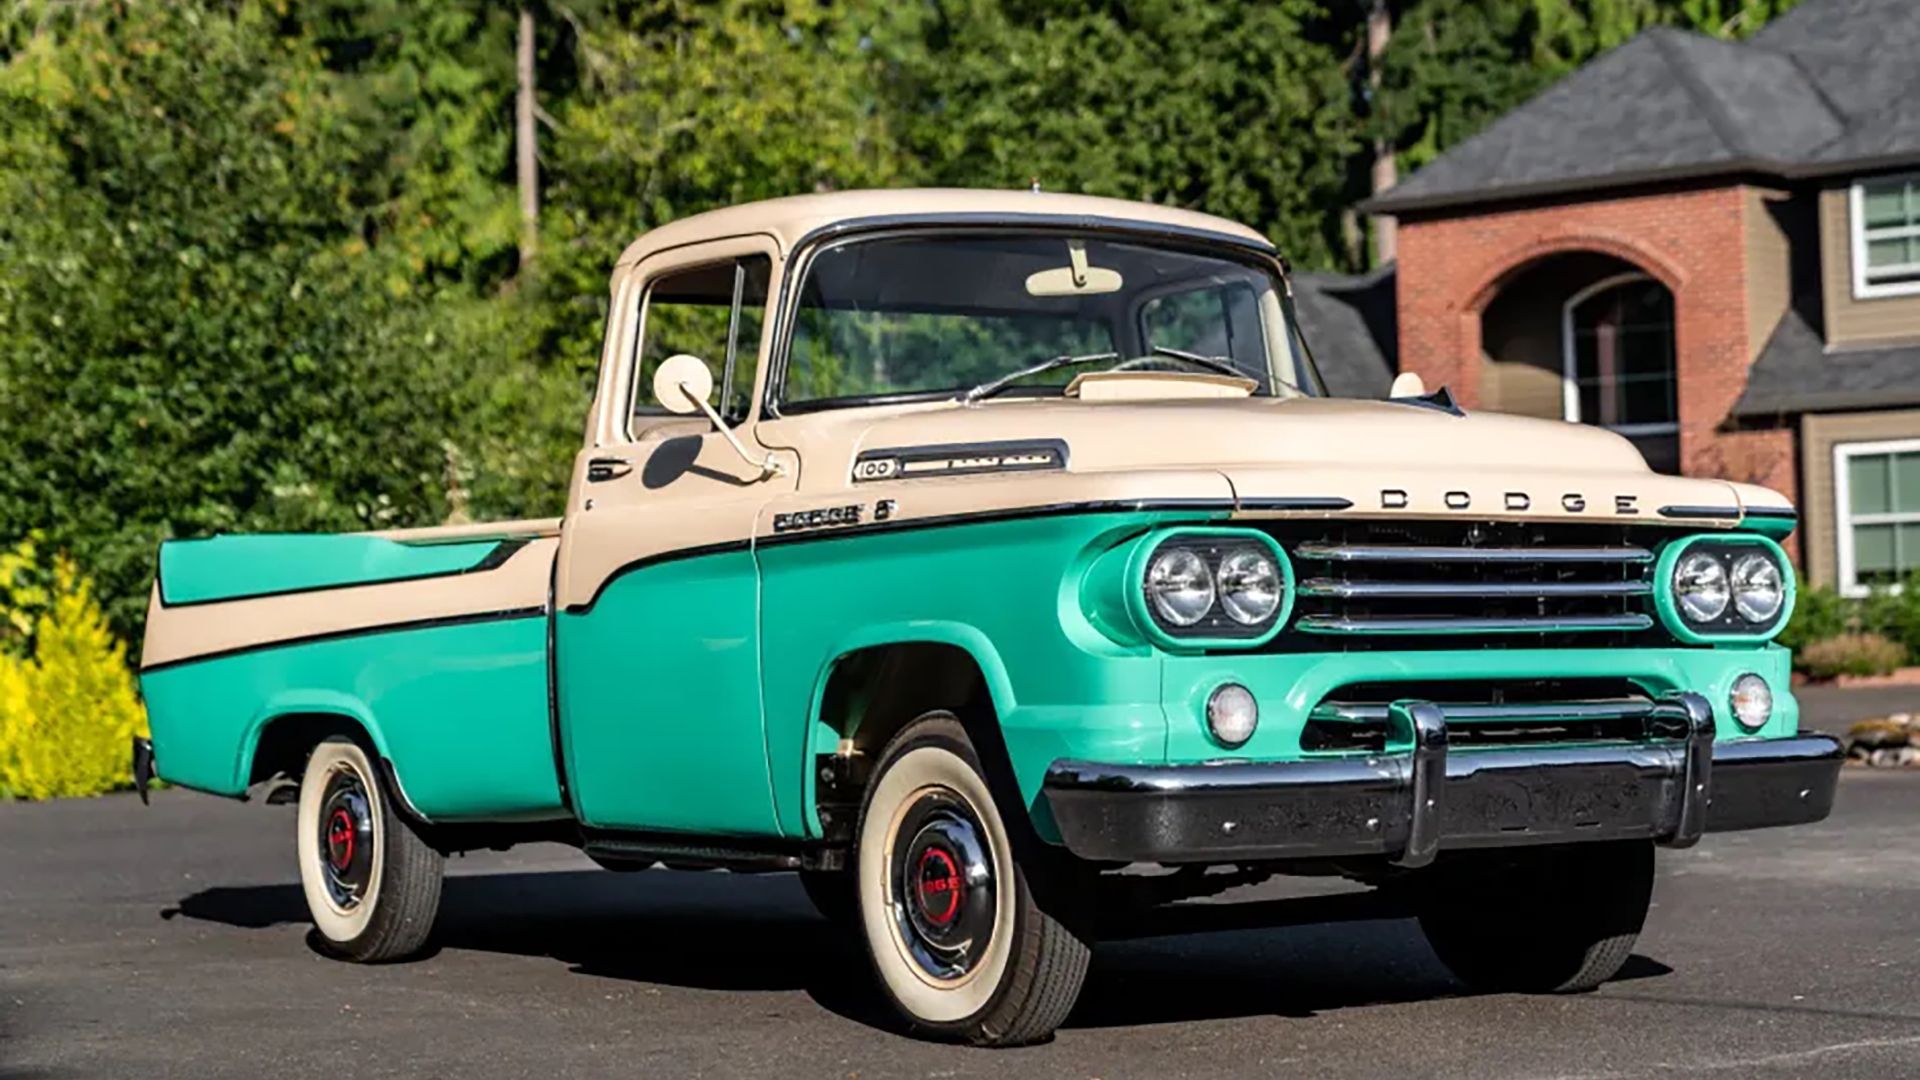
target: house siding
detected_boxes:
[1743,187,1795,361]
[1818,184,1920,347]
[1800,409,1920,589]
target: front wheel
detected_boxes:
[1417,839,1655,993]
[295,736,445,962]
[855,713,1090,1046]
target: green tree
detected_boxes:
[896,0,1362,269]
[0,3,468,634]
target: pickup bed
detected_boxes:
[138,189,1844,1047]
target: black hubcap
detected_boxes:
[891,789,996,981]
[317,766,375,911]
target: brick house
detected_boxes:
[1304,0,1920,594]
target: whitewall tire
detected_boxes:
[295,736,444,962]
[855,713,1090,1046]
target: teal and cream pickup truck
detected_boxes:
[137,189,1842,1046]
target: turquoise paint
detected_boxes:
[757,509,1223,839]
[159,534,503,605]
[1743,515,1797,542]
[141,509,1814,852]
[1653,533,1796,643]
[555,548,777,835]
[760,515,1807,844]
[1158,642,1800,768]
[139,614,562,819]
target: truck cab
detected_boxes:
[138,189,1842,1046]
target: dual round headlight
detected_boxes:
[1144,544,1284,630]
[1671,547,1786,628]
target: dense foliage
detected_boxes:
[0,0,1803,646]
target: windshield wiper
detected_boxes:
[1147,346,1254,380]
[1151,346,1304,396]
[961,351,1120,403]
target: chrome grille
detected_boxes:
[1301,679,1684,753]
[1280,526,1660,645]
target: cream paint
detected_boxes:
[140,537,556,670]
[145,192,1793,668]
[363,518,561,543]
[1066,370,1258,400]
[611,188,1273,272]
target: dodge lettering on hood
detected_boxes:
[135,189,1838,1046]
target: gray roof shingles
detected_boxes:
[1734,308,1920,416]
[1292,266,1397,398]
[1367,0,1920,215]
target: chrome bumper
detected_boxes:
[1042,693,1843,865]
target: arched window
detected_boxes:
[1561,273,1677,435]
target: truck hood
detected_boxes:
[772,395,1792,526]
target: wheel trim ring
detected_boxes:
[889,792,997,982]
[315,760,378,916]
[859,740,1021,1024]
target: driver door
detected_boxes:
[553,236,796,836]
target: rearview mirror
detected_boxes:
[1026,239,1123,297]
[652,353,714,415]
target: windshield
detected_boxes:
[776,232,1323,409]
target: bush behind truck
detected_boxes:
[135,191,1842,1046]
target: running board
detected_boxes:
[582,834,836,873]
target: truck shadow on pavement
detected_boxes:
[165,867,1673,1034]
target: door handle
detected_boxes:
[586,457,632,483]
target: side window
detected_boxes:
[1140,283,1270,388]
[633,255,772,425]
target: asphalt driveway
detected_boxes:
[4,756,1919,1078]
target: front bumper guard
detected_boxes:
[1043,693,1844,865]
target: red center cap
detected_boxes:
[327,809,356,871]
[916,848,963,925]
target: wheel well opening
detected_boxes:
[820,642,994,758]
[815,643,1032,850]
[247,713,369,788]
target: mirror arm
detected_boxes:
[681,381,786,480]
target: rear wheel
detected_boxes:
[296,737,444,962]
[855,713,1090,1046]
[1417,840,1654,993]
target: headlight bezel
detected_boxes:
[1124,528,1294,650]
[1655,534,1795,643]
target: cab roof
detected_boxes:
[613,188,1276,268]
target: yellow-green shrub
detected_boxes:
[0,552,148,799]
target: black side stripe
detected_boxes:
[1237,496,1355,511]
[562,498,1245,616]
[1657,505,1742,520]
[1657,505,1798,524]
[156,539,532,609]
[139,606,546,676]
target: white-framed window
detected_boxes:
[1834,438,1920,595]
[1560,272,1678,437]
[1850,174,1920,299]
